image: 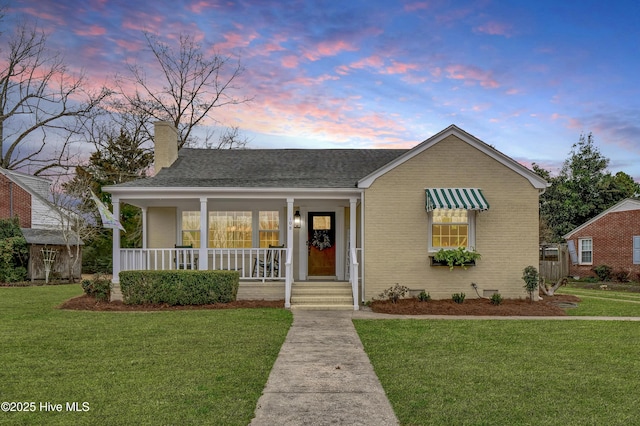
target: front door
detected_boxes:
[307,212,336,277]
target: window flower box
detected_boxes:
[431,247,481,270]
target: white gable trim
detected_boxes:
[563,198,640,239]
[357,124,549,189]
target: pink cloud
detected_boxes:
[281,55,300,69]
[303,40,358,61]
[216,30,259,52]
[404,2,431,12]
[383,60,418,75]
[474,21,513,37]
[74,25,107,37]
[187,1,220,14]
[20,7,66,26]
[445,64,499,88]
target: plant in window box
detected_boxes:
[433,247,481,270]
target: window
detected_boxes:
[181,211,200,248]
[208,211,252,248]
[578,238,593,265]
[259,211,280,248]
[633,236,640,265]
[430,208,470,249]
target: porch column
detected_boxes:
[112,197,121,282]
[285,198,294,308]
[141,207,147,249]
[350,197,359,310]
[111,197,123,301]
[199,197,208,270]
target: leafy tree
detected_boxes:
[0,217,28,282]
[64,130,153,265]
[536,133,640,242]
[0,16,110,175]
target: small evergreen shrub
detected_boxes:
[119,270,239,305]
[522,266,539,302]
[417,290,431,302]
[490,293,503,305]
[592,265,612,282]
[378,283,410,303]
[81,274,111,302]
[451,292,465,304]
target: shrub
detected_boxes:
[0,218,28,283]
[613,270,631,283]
[451,292,465,304]
[417,290,431,302]
[119,270,239,305]
[378,283,410,303]
[522,266,539,302]
[490,293,503,305]
[81,274,111,302]
[592,265,612,282]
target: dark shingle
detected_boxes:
[115,148,407,188]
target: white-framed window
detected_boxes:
[633,236,640,265]
[181,211,201,248]
[578,238,593,265]
[209,211,252,248]
[180,210,281,248]
[259,211,280,248]
[429,208,475,251]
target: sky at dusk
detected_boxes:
[5,0,640,179]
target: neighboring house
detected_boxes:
[563,198,640,279]
[104,122,548,309]
[0,167,82,281]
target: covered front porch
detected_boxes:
[109,189,363,310]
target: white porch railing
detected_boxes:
[119,247,287,281]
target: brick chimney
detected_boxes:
[154,121,179,173]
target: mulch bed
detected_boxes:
[59,293,581,316]
[369,294,581,316]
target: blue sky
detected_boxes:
[6,0,640,179]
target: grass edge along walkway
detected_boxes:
[354,318,640,426]
[0,284,292,426]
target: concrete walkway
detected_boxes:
[250,310,399,426]
[250,308,640,425]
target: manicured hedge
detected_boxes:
[119,270,240,305]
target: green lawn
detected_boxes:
[558,287,640,316]
[355,319,640,426]
[0,285,292,425]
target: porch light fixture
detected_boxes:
[294,210,301,228]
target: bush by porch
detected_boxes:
[120,270,239,305]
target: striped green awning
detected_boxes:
[425,188,490,211]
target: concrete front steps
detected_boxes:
[290,281,355,310]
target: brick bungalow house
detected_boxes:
[563,198,640,280]
[0,168,82,281]
[104,123,548,309]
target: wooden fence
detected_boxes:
[539,244,569,282]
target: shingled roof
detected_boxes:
[115,148,408,189]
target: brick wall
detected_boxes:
[0,174,32,228]
[363,135,540,300]
[567,209,640,279]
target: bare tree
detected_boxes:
[0,18,111,175]
[115,31,250,149]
